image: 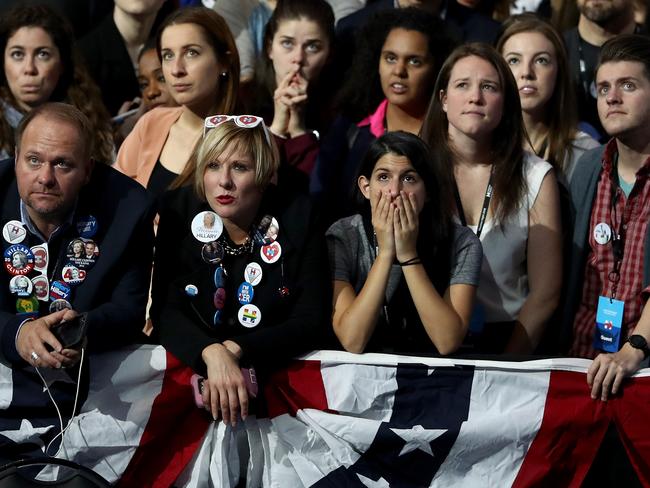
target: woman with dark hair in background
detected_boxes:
[311,7,456,221]
[114,37,178,143]
[421,43,562,354]
[496,13,598,184]
[327,131,481,354]
[115,7,240,199]
[0,5,114,163]
[244,0,335,179]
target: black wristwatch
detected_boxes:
[627,335,650,359]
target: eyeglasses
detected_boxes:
[203,114,271,145]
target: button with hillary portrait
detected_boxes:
[62,265,86,286]
[9,275,33,297]
[4,244,35,276]
[202,241,224,264]
[191,211,223,243]
[66,238,99,270]
[253,215,279,247]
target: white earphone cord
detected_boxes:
[34,347,85,458]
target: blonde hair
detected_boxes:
[193,120,279,200]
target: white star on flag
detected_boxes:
[390,424,447,456]
[357,473,390,487]
[1,419,52,447]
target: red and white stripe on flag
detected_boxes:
[24,348,650,487]
[261,351,650,487]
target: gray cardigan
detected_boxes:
[561,145,650,350]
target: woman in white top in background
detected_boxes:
[421,43,562,354]
[496,14,599,185]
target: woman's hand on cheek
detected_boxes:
[394,191,419,262]
[371,190,395,259]
[201,343,249,426]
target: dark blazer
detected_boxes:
[150,184,331,375]
[0,161,155,365]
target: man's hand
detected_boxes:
[17,309,80,368]
[587,342,645,400]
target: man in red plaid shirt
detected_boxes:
[564,34,650,401]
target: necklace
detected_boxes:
[221,234,254,256]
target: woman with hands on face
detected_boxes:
[244,0,335,179]
[327,131,482,354]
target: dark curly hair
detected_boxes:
[0,5,114,163]
[337,7,458,122]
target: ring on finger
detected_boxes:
[30,351,39,363]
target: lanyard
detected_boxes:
[608,160,627,300]
[454,169,494,239]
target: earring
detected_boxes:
[220,71,228,79]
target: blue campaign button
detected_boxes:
[237,281,254,305]
[185,284,199,297]
[214,266,227,288]
[50,280,71,301]
[213,309,223,326]
[76,215,98,238]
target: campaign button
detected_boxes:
[214,266,227,288]
[253,215,279,246]
[62,265,86,285]
[9,275,33,297]
[213,309,223,326]
[66,239,99,270]
[16,296,39,314]
[49,299,72,313]
[50,280,71,301]
[260,241,282,264]
[237,282,254,305]
[244,262,262,286]
[4,244,35,276]
[237,304,261,328]
[31,245,48,271]
[213,288,226,309]
[191,211,223,243]
[185,284,199,297]
[594,222,612,245]
[31,275,49,301]
[76,215,98,238]
[3,220,26,244]
[202,241,224,264]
